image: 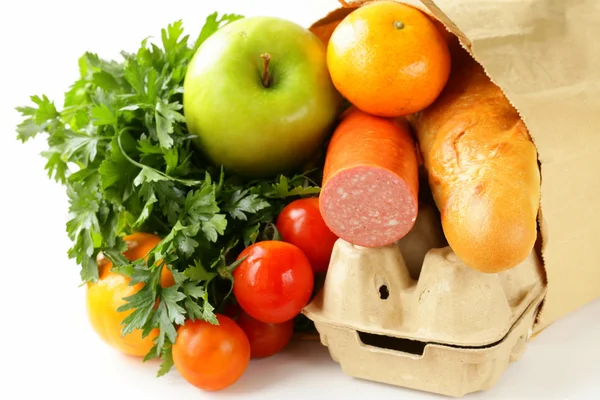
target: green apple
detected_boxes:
[183,16,342,178]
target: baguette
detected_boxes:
[409,49,541,273]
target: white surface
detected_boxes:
[0,1,599,399]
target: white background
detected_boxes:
[1,1,599,399]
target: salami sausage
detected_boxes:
[319,109,419,248]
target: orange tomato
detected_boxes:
[327,1,451,117]
[172,315,251,391]
[122,232,175,288]
[86,232,173,357]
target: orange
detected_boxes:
[327,1,451,117]
[86,232,174,357]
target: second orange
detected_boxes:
[327,1,451,117]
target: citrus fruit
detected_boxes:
[327,1,451,117]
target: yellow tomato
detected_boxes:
[86,233,173,357]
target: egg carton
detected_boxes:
[303,239,546,397]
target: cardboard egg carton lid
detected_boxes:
[308,287,546,397]
[304,239,546,347]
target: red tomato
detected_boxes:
[236,311,294,358]
[233,241,314,324]
[172,315,250,391]
[275,197,339,273]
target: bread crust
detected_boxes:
[409,49,541,273]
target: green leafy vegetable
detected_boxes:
[16,12,322,376]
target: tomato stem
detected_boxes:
[260,53,271,88]
[262,222,283,241]
[393,20,404,29]
[218,255,248,278]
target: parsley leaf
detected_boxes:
[155,102,186,150]
[161,286,187,327]
[201,291,218,325]
[156,344,174,377]
[92,104,117,126]
[32,95,59,124]
[222,189,271,221]
[193,13,244,53]
[133,184,158,228]
[99,133,140,204]
[184,260,217,282]
[61,130,102,163]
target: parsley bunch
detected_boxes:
[16,13,322,375]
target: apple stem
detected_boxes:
[260,53,271,88]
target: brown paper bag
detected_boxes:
[311,0,600,342]
[423,0,600,335]
[303,0,600,396]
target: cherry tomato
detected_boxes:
[88,232,174,358]
[122,232,162,261]
[233,241,314,324]
[87,266,159,357]
[172,315,250,391]
[123,232,174,287]
[97,232,174,288]
[236,311,294,358]
[275,197,339,273]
